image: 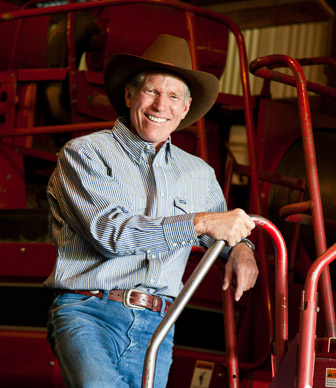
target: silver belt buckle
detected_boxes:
[123,289,145,310]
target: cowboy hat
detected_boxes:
[103,34,220,131]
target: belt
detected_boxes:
[57,289,172,314]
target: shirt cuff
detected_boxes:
[162,213,199,250]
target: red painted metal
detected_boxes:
[284,214,336,231]
[143,215,287,388]
[185,10,209,163]
[17,68,68,81]
[251,215,288,368]
[0,143,26,208]
[0,242,56,279]
[0,120,116,137]
[0,329,59,388]
[67,6,78,123]
[279,201,312,218]
[220,159,239,387]
[250,56,336,100]
[223,287,240,387]
[250,54,336,340]
[15,82,36,148]
[280,201,336,231]
[297,243,336,388]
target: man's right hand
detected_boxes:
[193,208,255,247]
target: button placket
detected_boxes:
[152,158,166,216]
[145,251,161,288]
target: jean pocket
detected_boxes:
[52,292,97,310]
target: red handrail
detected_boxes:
[250,54,336,339]
[252,215,288,365]
[141,215,287,388]
[297,243,336,388]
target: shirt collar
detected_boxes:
[113,117,173,163]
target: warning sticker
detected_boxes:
[190,360,215,388]
[326,368,336,387]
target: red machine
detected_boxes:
[0,0,335,387]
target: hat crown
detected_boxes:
[142,34,192,70]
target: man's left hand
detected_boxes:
[222,243,259,301]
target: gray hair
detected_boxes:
[127,70,191,106]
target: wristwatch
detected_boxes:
[237,238,255,251]
[226,238,255,258]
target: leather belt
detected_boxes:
[57,289,172,314]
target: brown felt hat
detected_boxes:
[104,34,220,131]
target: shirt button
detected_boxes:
[151,254,157,259]
[189,240,194,244]
[155,164,159,168]
[150,279,154,284]
[173,243,177,247]
[146,249,151,254]
[160,192,164,197]
[181,241,186,245]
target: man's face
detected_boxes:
[125,73,191,151]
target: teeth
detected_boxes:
[147,114,167,123]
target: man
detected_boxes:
[45,34,258,388]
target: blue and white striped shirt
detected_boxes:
[44,118,230,297]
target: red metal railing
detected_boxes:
[142,215,288,388]
[250,55,336,386]
[250,54,336,339]
[297,243,336,388]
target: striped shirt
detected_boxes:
[44,118,230,297]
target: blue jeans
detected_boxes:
[47,291,174,388]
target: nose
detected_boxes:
[152,93,166,111]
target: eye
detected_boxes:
[170,94,180,101]
[144,88,156,96]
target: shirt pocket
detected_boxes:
[173,197,205,215]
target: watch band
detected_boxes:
[237,238,255,251]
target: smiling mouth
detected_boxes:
[146,114,168,123]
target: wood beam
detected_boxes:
[187,0,334,29]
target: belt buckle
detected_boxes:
[123,289,145,310]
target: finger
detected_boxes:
[227,237,237,247]
[246,217,256,231]
[233,269,250,301]
[234,286,244,301]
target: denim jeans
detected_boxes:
[47,291,174,388]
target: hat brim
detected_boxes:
[103,53,219,131]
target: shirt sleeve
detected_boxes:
[48,141,199,258]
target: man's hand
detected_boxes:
[193,208,255,247]
[222,243,258,301]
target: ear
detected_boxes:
[125,85,132,108]
[181,97,192,120]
